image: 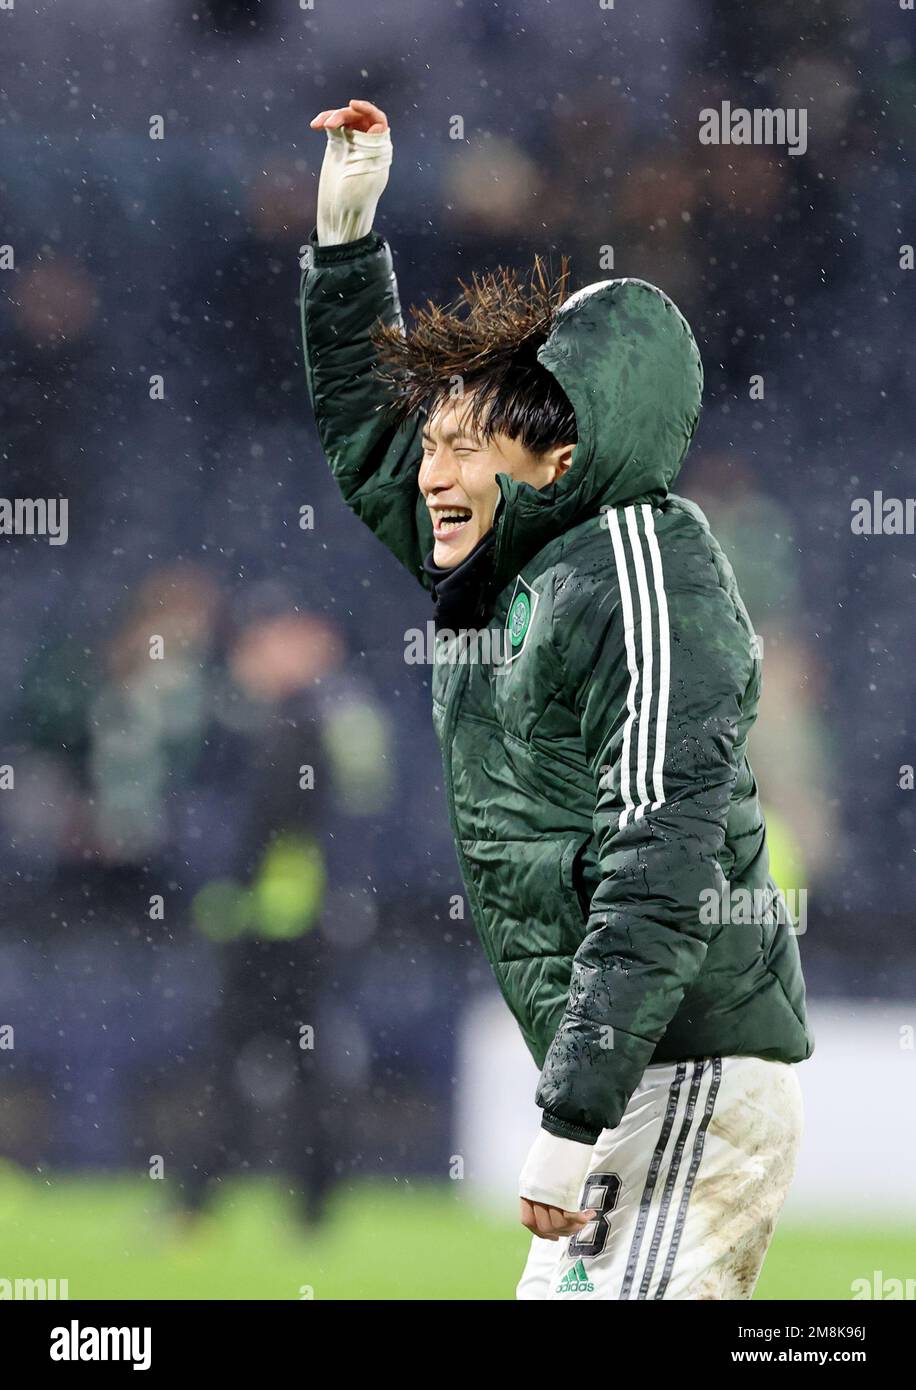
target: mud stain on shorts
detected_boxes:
[680,1065,803,1299]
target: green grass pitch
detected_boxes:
[0,1163,911,1300]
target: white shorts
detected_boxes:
[517,1055,803,1301]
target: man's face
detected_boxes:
[419,395,574,568]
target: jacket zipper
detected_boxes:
[439,658,517,1015]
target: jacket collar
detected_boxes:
[422,526,499,632]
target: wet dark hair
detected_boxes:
[370,255,578,455]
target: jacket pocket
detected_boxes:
[561,833,595,923]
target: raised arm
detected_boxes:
[300,100,433,586]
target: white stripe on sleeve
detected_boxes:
[642,505,670,810]
[606,509,639,829]
[625,506,655,821]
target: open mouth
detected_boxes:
[431,507,473,540]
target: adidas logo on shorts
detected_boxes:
[555,1258,594,1294]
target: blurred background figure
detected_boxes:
[162,606,343,1229]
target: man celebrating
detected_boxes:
[301,99,812,1300]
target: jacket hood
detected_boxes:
[490,277,703,591]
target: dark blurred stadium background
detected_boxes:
[1,0,915,1298]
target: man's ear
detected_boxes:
[549,442,575,481]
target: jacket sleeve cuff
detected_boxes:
[540,1110,603,1145]
[307,227,386,265]
[518,1127,596,1211]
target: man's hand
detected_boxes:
[519,1198,597,1242]
[309,99,392,247]
[310,98,388,135]
[517,1126,598,1239]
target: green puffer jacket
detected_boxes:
[300,228,812,1143]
